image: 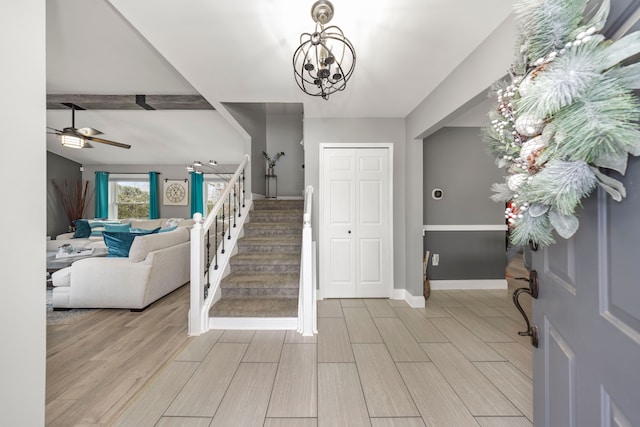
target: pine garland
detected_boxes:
[485,0,640,247]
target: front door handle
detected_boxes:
[513,269,539,348]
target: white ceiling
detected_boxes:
[46,0,512,165]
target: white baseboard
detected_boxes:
[392,289,425,308]
[208,317,298,330]
[430,279,508,290]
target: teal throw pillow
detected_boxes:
[102,231,137,257]
[159,226,177,233]
[104,222,131,232]
[130,227,161,235]
[72,219,91,238]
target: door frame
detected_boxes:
[318,143,394,299]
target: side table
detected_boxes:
[265,174,277,199]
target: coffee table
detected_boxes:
[46,247,108,274]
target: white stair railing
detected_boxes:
[297,185,317,336]
[189,154,250,336]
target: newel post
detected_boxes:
[189,213,206,336]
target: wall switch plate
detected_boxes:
[432,253,439,266]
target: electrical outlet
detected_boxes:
[432,253,439,266]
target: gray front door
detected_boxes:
[532,174,640,425]
[531,3,640,425]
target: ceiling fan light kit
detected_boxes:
[59,133,88,149]
[48,104,131,150]
[293,0,356,100]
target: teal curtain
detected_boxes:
[149,172,159,219]
[190,172,204,217]
[95,171,109,219]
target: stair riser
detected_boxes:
[238,244,301,254]
[221,288,299,298]
[231,264,300,274]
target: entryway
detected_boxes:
[320,144,393,298]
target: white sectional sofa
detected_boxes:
[51,226,191,310]
[48,217,194,251]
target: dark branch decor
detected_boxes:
[484,0,640,247]
[52,179,94,229]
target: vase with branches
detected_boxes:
[51,179,94,231]
[263,151,285,176]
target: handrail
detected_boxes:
[189,154,250,336]
[298,185,316,336]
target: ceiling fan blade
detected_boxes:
[76,127,103,137]
[86,136,131,149]
[47,127,63,133]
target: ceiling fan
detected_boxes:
[47,104,131,150]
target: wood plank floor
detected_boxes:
[47,257,533,426]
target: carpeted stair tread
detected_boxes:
[230,253,300,265]
[250,210,302,219]
[238,236,301,245]
[253,200,304,210]
[210,297,298,318]
[221,273,299,289]
[237,236,301,253]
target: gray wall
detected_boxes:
[423,127,506,280]
[47,151,82,237]
[266,106,304,197]
[223,103,267,196]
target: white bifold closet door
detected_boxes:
[321,146,392,298]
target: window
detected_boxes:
[108,174,150,219]
[204,179,227,216]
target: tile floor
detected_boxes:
[115,277,533,426]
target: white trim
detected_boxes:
[208,317,298,330]
[423,224,507,232]
[392,289,425,308]
[430,279,508,290]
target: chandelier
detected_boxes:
[293,0,356,100]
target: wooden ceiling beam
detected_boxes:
[47,94,215,110]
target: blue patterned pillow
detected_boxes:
[102,231,137,257]
[72,219,91,238]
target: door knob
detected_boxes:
[348,230,351,234]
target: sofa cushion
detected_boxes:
[103,231,138,257]
[73,219,91,238]
[130,218,164,230]
[104,222,131,232]
[130,227,161,235]
[128,227,189,263]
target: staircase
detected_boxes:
[209,199,303,326]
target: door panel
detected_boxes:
[544,319,575,427]
[359,238,382,284]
